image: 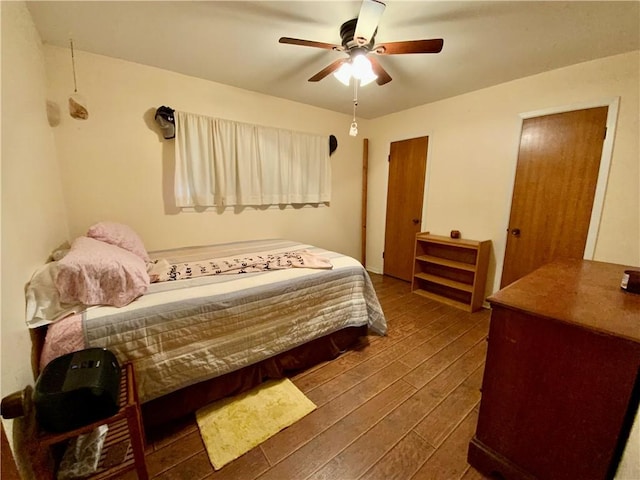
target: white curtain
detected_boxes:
[174,111,331,207]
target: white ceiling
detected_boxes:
[27,1,639,119]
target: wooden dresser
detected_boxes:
[468,259,640,480]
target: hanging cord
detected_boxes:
[349,78,359,136]
[68,38,88,119]
[70,39,78,93]
[352,78,359,123]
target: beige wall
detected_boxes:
[0,0,70,468]
[43,45,369,260]
[366,51,640,291]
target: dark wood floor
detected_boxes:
[123,273,492,480]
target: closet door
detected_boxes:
[383,136,428,281]
[501,107,608,287]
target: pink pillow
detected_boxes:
[87,222,150,262]
[56,237,150,307]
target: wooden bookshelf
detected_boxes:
[412,233,491,312]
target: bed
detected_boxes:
[27,230,386,428]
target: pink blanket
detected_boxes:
[147,250,332,283]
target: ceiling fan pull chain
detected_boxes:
[353,79,359,119]
[350,80,359,136]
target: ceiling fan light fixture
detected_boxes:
[352,55,377,85]
[334,63,352,85]
[282,0,444,89]
[358,70,377,86]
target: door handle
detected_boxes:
[412,218,420,225]
[511,228,521,237]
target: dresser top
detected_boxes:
[488,259,640,343]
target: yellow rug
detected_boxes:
[196,378,317,470]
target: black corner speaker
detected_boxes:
[33,348,121,432]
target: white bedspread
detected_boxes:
[79,239,386,403]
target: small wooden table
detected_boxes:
[35,362,148,479]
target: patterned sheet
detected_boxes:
[148,249,332,282]
[76,239,386,403]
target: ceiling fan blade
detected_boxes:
[308,58,348,82]
[368,56,392,85]
[279,37,342,51]
[374,39,444,55]
[354,0,386,45]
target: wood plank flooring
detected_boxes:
[123,273,491,480]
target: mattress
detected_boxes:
[41,239,386,404]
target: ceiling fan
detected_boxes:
[279,0,444,86]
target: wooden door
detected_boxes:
[500,107,608,287]
[383,136,428,281]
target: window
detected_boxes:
[174,111,331,207]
